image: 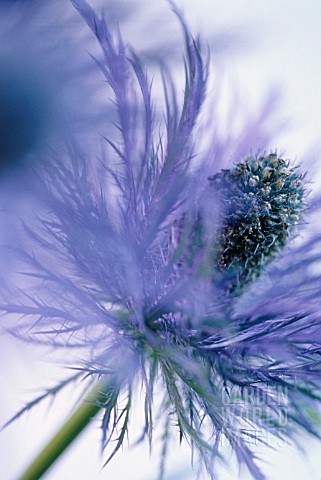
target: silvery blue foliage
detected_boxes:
[2,1,321,479]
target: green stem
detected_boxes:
[18,378,112,480]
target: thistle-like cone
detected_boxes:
[209,153,305,291]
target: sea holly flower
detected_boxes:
[2,1,321,480]
[209,153,305,291]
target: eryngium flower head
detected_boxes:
[210,153,305,291]
[2,2,321,480]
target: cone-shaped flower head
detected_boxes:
[210,153,305,290]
